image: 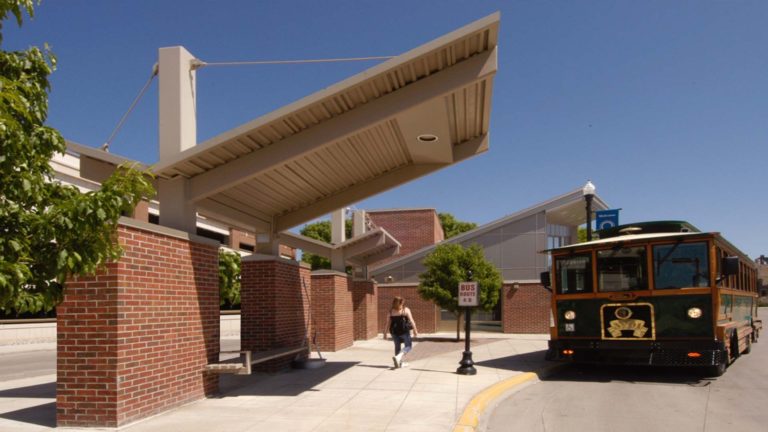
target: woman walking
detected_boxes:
[384,296,418,368]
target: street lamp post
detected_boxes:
[583,180,596,241]
[456,270,477,375]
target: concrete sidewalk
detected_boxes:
[0,333,553,432]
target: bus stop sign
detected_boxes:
[458,281,478,307]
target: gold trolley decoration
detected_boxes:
[600,303,656,341]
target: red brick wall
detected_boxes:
[501,283,551,333]
[352,280,378,340]
[311,272,354,351]
[368,209,444,265]
[57,223,219,428]
[378,285,439,334]
[240,257,310,371]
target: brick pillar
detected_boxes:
[240,256,310,371]
[57,221,219,428]
[311,271,354,351]
[352,279,378,340]
[501,283,551,333]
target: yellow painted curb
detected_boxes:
[452,372,538,432]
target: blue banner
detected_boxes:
[596,209,620,230]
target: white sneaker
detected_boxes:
[394,352,404,368]
[400,362,409,368]
[392,356,399,368]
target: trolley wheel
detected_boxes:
[729,332,740,361]
[706,351,728,377]
[743,336,752,355]
[708,362,727,377]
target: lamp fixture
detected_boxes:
[417,134,438,143]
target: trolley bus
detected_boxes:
[540,221,761,376]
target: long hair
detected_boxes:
[390,296,404,311]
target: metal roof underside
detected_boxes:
[153,13,500,233]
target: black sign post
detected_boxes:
[456,270,477,375]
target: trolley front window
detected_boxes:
[597,246,647,292]
[653,242,710,289]
[555,254,592,294]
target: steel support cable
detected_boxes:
[102,55,393,151]
[101,66,158,151]
[197,55,395,68]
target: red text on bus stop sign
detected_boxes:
[458,281,478,307]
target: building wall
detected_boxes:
[372,212,549,284]
[368,209,444,265]
[501,283,551,333]
[378,285,439,334]
[368,210,576,334]
[757,256,768,297]
[57,222,219,427]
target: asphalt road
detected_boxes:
[0,348,56,382]
[0,340,243,383]
[487,332,768,432]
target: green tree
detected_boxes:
[438,212,477,239]
[418,243,502,341]
[577,227,587,243]
[299,218,352,270]
[218,250,241,309]
[0,1,155,313]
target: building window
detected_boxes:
[196,227,228,244]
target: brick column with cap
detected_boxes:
[57,220,219,428]
[352,279,378,340]
[240,256,311,371]
[311,271,354,351]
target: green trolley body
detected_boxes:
[542,221,760,375]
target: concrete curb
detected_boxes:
[452,362,569,432]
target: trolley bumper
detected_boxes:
[546,339,727,367]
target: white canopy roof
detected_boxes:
[153,13,500,234]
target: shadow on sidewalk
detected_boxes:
[0,402,56,428]
[0,381,55,399]
[473,349,550,372]
[217,361,359,397]
[542,363,712,386]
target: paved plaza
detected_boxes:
[0,333,554,432]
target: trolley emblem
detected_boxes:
[600,303,655,340]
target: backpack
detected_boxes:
[390,314,412,336]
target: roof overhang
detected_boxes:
[545,192,609,226]
[152,13,500,234]
[279,227,401,267]
[369,187,610,275]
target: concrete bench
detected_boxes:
[205,346,308,375]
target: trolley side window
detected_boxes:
[555,254,592,294]
[653,242,710,289]
[597,246,647,292]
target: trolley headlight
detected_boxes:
[687,307,703,319]
[564,310,576,320]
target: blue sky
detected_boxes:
[5,0,766,259]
